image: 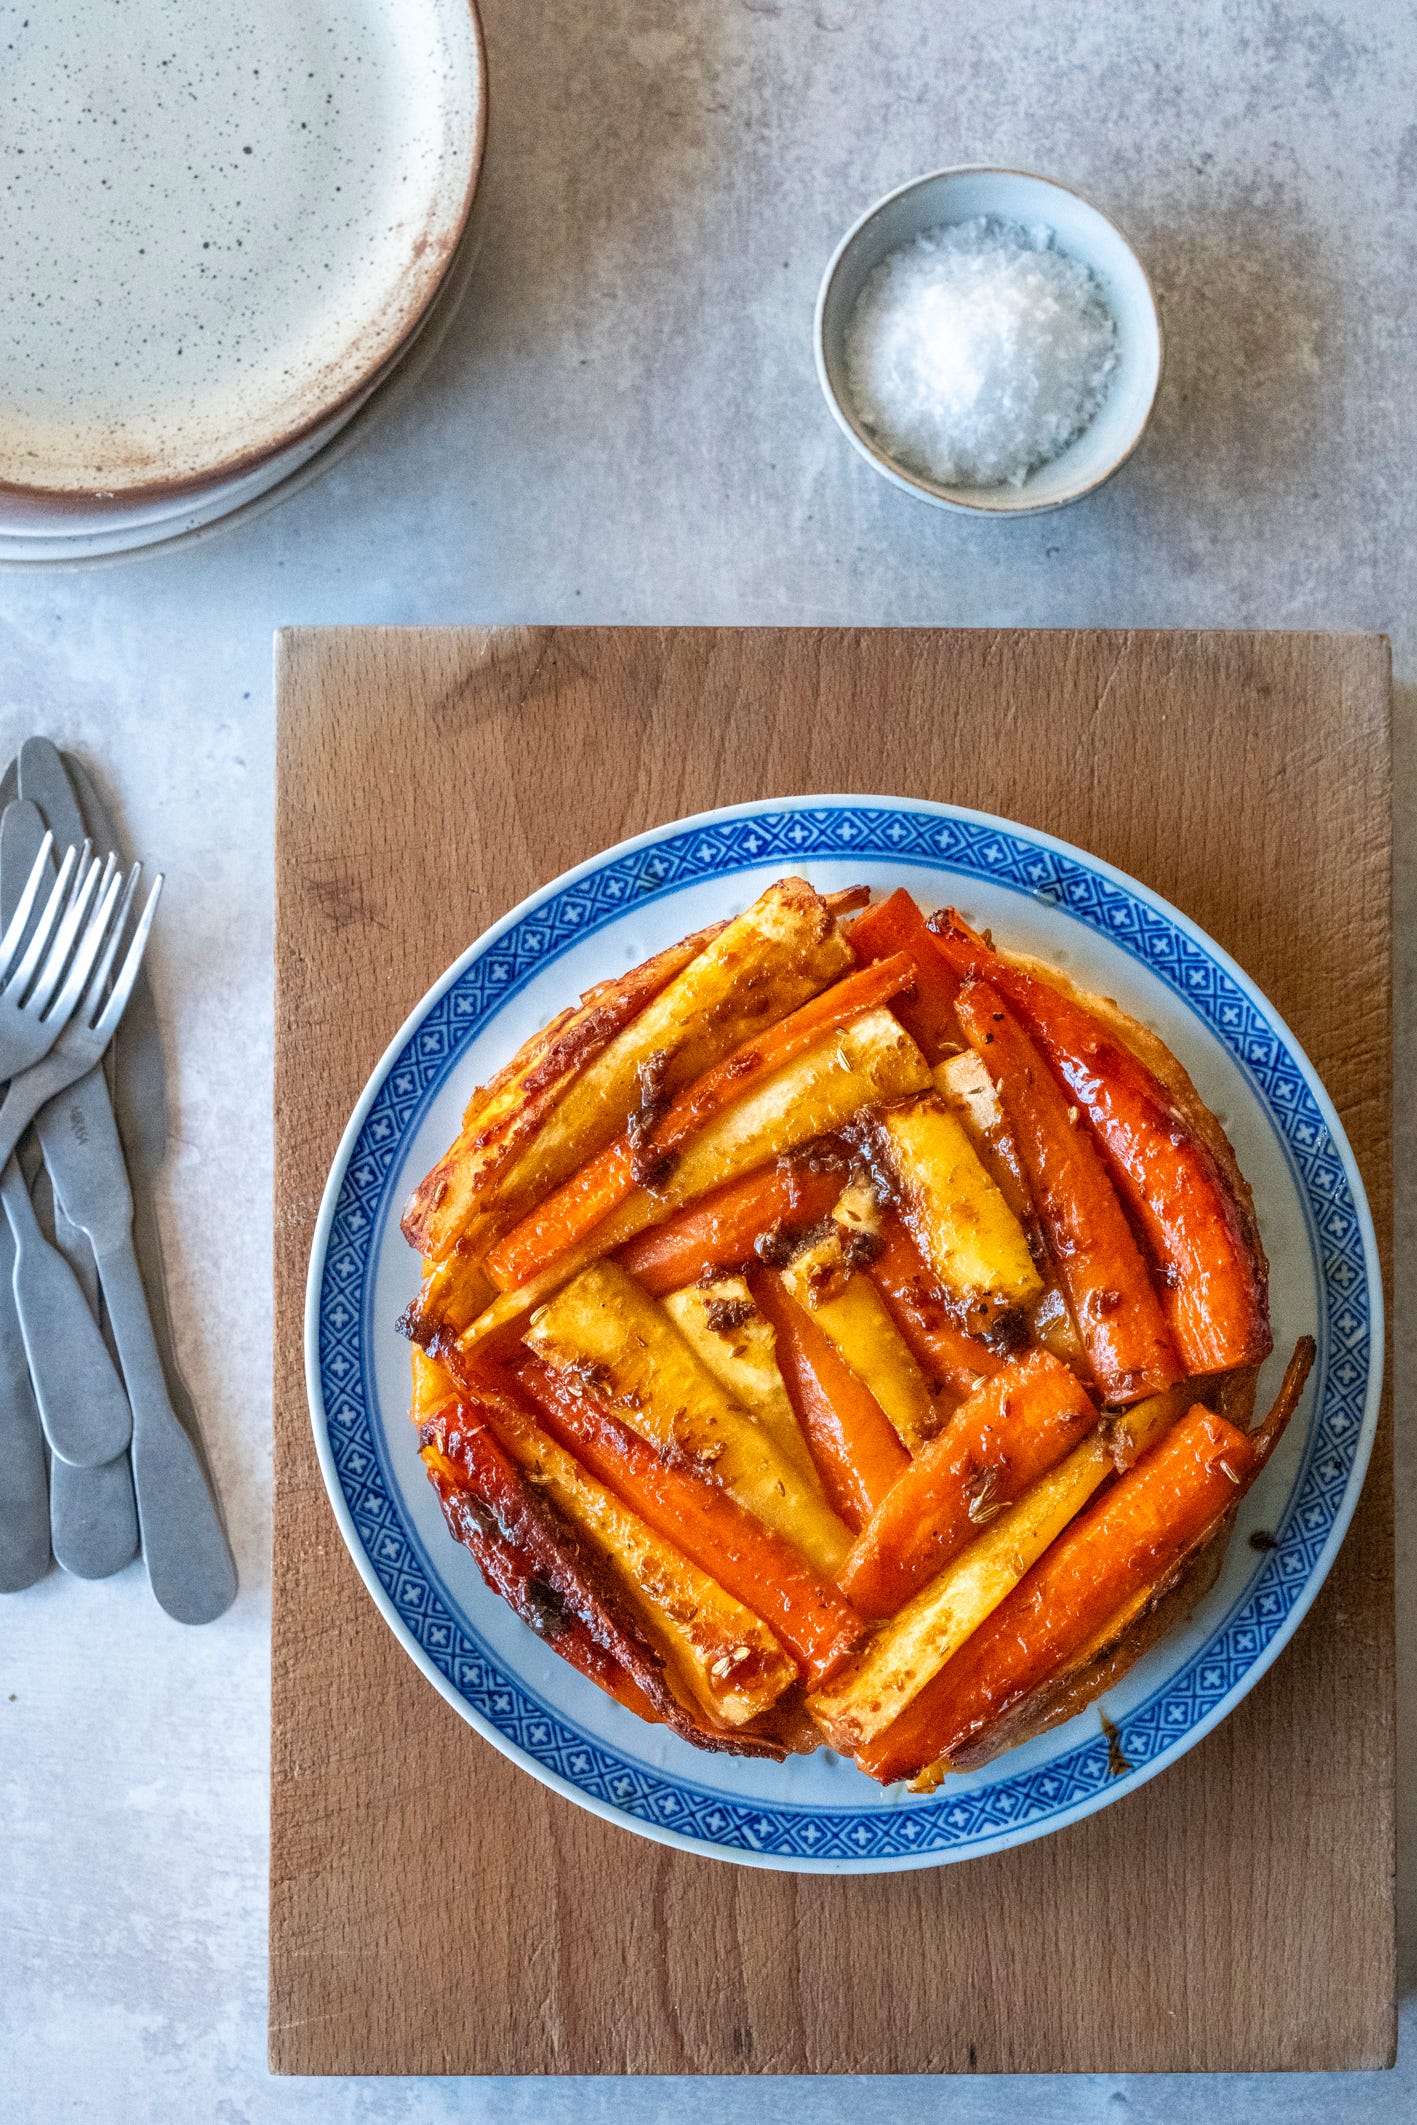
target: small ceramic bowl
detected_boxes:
[814,166,1162,516]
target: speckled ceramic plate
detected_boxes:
[305,798,1382,1872]
[0,0,484,528]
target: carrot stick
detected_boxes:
[864,1213,1004,1400]
[422,1432,663,1723]
[748,1265,910,1530]
[858,1401,1258,1783]
[513,1356,867,1686]
[932,920,1271,1374]
[848,890,963,1060]
[953,976,1182,1404]
[484,954,914,1293]
[839,1350,1098,1619]
[615,1158,846,1297]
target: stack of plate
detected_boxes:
[0,0,486,564]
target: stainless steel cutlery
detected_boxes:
[0,740,235,1622]
[0,1209,48,1592]
[27,742,210,1506]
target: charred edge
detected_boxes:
[627,1048,680,1192]
[423,1394,789,1760]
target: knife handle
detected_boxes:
[50,1451,139,1580]
[0,1154,132,1466]
[97,1232,236,1624]
[0,1215,49,1591]
[43,1184,138,1578]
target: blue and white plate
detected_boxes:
[305,797,1382,1873]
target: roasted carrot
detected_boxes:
[858,1400,1259,1783]
[809,1384,1192,1756]
[513,1356,867,1686]
[865,1213,1005,1401]
[953,977,1182,1404]
[748,1265,911,1529]
[484,954,914,1292]
[932,921,1271,1374]
[839,1350,1099,1619]
[848,889,963,1060]
[615,1158,846,1297]
[422,1432,662,1723]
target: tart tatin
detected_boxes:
[400,877,1310,1787]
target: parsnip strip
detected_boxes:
[879,1093,1042,1308]
[459,878,853,1251]
[662,1275,822,1492]
[780,1230,938,1454]
[403,923,723,1260]
[525,1258,853,1576]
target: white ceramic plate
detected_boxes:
[0,0,485,528]
[305,798,1381,1873]
[0,179,488,568]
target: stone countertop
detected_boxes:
[0,2,1411,2119]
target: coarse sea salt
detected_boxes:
[843,216,1119,490]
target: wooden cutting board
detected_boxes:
[271,626,1394,2077]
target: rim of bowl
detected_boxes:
[0,0,488,512]
[813,163,1164,517]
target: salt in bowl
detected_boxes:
[814,167,1163,516]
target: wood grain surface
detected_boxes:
[271,626,1394,2077]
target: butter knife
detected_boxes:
[24,1140,139,1579]
[39,1079,237,1621]
[0,1205,48,1590]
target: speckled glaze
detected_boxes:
[0,0,484,517]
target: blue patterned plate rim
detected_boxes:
[304,795,1383,1873]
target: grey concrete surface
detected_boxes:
[0,2,1411,2118]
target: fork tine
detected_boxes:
[44,861,126,1032]
[8,839,85,998]
[89,871,162,1040]
[0,829,55,982]
[73,862,139,1020]
[26,850,109,1019]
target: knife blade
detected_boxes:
[0,802,132,1467]
[22,742,212,1486]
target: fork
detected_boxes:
[0,864,161,1171]
[0,835,118,1081]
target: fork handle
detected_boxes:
[0,1155,131,1466]
[0,1066,58,1173]
[94,1231,236,1624]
